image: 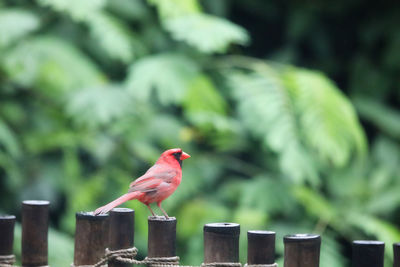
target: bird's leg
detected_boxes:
[146,204,156,216]
[157,202,169,218]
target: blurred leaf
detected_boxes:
[66,84,134,127]
[240,176,296,215]
[320,232,348,267]
[183,75,240,138]
[354,96,400,140]
[148,0,200,19]
[227,69,318,184]
[107,0,149,21]
[125,53,198,105]
[39,0,137,62]
[3,36,105,91]
[165,14,249,53]
[38,0,106,21]
[294,185,337,223]
[0,120,21,158]
[86,12,136,62]
[0,9,40,48]
[286,68,367,167]
[184,75,227,115]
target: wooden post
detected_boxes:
[247,231,275,265]
[108,208,135,267]
[283,234,320,267]
[394,243,400,267]
[22,200,49,267]
[0,215,16,264]
[73,212,109,266]
[352,240,384,267]
[204,223,240,264]
[148,217,177,257]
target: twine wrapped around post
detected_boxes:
[203,223,241,267]
[0,215,16,267]
[0,254,16,267]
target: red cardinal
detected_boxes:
[94,148,190,217]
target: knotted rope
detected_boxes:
[70,246,246,267]
[0,255,16,267]
[244,264,278,267]
[201,263,242,267]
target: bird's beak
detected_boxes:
[180,152,191,160]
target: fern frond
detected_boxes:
[0,120,21,158]
[285,68,367,167]
[240,176,295,215]
[0,9,40,48]
[227,70,318,184]
[165,14,249,53]
[38,0,135,62]
[2,36,104,92]
[148,0,248,53]
[86,12,135,62]
[66,85,133,127]
[37,0,106,21]
[125,53,198,105]
[147,0,200,19]
[354,96,400,139]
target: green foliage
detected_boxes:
[125,53,198,104]
[165,14,249,53]
[67,85,134,127]
[3,36,104,92]
[0,9,40,48]
[0,1,399,267]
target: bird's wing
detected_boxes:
[128,165,178,193]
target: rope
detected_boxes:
[244,264,278,267]
[201,263,242,267]
[70,247,247,267]
[0,255,15,267]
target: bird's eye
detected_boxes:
[172,152,181,161]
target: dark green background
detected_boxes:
[0,0,399,266]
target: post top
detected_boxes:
[22,200,50,206]
[204,222,240,235]
[284,234,321,243]
[0,215,16,220]
[148,216,176,222]
[353,240,385,246]
[248,230,275,235]
[111,208,134,213]
[76,211,108,220]
[394,242,400,247]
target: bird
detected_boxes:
[94,148,190,218]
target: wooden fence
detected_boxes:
[0,200,399,267]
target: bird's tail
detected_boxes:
[94,192,140,215]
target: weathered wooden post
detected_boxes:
[22,200,49,267]
[204,223,240,265]
[73,212,109,266]
[283,234,321,267]
[394,242,400,267]
[148,217,177,258]
[247,231,276,265]
[352,240,384,267]
[108,208,135,267]
[0,215,16,265]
